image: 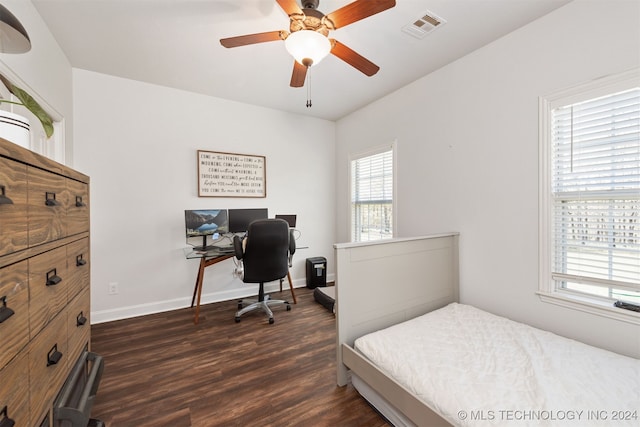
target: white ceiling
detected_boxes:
[32,0,572,121]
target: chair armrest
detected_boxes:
[288,230,296,267]
[233,235,244,260]
[289,230,296,256]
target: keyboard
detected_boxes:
[215,246,235,254]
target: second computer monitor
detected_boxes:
[228,208,268,233]
[275,214,297,228]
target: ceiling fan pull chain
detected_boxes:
[306,67,312,108]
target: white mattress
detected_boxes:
[354,303,640,427]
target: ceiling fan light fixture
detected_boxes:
[0,4,31,54]
[285,30,331,67]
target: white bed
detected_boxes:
[334,234,640,427]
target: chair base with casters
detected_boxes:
[234,282,291,324]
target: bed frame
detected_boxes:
[334,233,459,426]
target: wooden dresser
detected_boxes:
[0,137,92,426]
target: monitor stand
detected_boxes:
[193,235,210,251]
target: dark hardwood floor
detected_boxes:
[90,287,390,427]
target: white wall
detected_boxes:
[335,0,640,357]
[72,70,336,322]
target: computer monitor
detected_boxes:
[228,208,268,233]
[185,209,228,250]
[275,214,297,228]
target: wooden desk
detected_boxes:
[186,249,234,324]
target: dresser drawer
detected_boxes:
[67,288,90,364]
[66,237,90,300]
[0,352,30,427]
[0,156,28,256]
[28,166,67,246]
[29,246,68,339]
[0,260,29,369]
[29,312,69,425]
[66,179,89,236]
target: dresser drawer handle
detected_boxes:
[47,344,63,366]
[0,406,15,427]
[75,195,86,207]
[0,185,13,205]
[76,254,87,266]
[77,311,87,326]
[46,268,62,286]
[0,296,15,323]
[45,191,60,206]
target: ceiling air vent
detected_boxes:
[402,11,446,39]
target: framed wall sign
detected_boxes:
[197,150,266,197]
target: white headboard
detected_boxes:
[334,233,460,385]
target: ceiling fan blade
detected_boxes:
[276,0,303,17]
[325,0,396,29]
[330,39,379,76]
[290,61,307,87]
[220,31,286,48]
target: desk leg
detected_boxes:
[287,271,297,304]
[191,264,202,308]
[193,257,206,324]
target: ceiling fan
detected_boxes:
[220,0,396,88]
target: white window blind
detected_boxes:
[550,87,640,303]
[351,148,393,242]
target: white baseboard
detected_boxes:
[91,274,333,324]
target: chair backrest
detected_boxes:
[239,218,290,283]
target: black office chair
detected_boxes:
[233,218,295,324]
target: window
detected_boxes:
[350,143,395,242]
[539,69,640,321]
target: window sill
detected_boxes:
[537,291,640,325]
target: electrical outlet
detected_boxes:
[108,282,119,295]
